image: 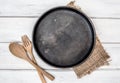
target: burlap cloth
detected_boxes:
[67,1,110,78]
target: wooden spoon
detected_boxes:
[9,42,55,81]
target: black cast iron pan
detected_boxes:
[33,6,96,68]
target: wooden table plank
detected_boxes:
[0,70,120,83]
[0,43,119,69]
[0,18,120,42]
[0,0,120,18]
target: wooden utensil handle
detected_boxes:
[30,53,47,83]
[35,62,55,81]
[37,70,46,83]
[38,68,55,81]
[27,58,55,81]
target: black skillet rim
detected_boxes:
[32,6,96,68]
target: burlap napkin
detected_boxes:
[67,1,110,78]
[73,37,110,78]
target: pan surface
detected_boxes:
[33,7,95,68]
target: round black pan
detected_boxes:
[33,7,96,68]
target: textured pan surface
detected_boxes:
[33,7,95,68]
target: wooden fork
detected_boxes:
[22,35,46,83]
[21,35,55,82]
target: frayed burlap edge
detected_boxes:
[67,1,110,78]
[73,37,110,78]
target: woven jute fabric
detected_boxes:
[67,1,110,78]
[73,37,110,78]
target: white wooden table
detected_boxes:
[0,0,120,83]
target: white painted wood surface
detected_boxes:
[0,43,119,69]
[1,70,120,83]
[0,0,120,18]
[0,70,120,83]
[0,18,120,42]
[0,0,120,83]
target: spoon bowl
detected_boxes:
[9,42,27,60]
[9,42,55,81]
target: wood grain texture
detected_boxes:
[0,18,119,42]
[0,0,120,18]
[0,70,120,83]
